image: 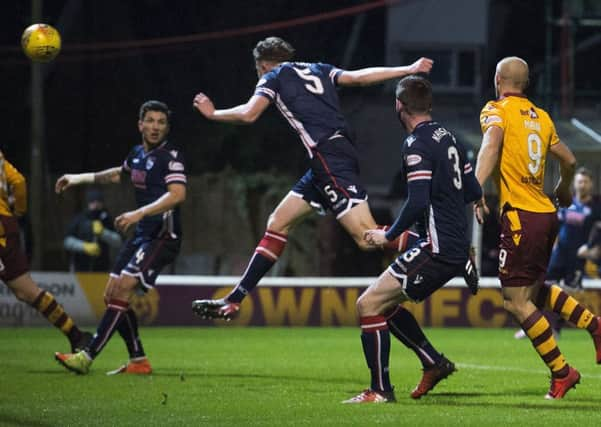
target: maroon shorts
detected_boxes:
[0,215,29,282]
[498,209,558,287]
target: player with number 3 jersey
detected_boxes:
[344,76,482,403]
[191,36,434,320]
[475,57,601,400]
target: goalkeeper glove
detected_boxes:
[82,242,101,257]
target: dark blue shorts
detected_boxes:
[290,134,368,219]
[111,236,180,290]
[546,247,584,288]
[387,244,463,302]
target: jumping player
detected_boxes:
[475,57,601,399]
[191,36,437,320]
[54,100,186,375]
[0,150,92,352]
[343,76,482,403]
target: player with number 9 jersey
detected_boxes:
[480,94,559,213]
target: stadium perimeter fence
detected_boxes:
[2,274,601,328]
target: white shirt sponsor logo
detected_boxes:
[483,115,502,125]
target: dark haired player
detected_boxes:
[344,76,482,403]
[191,36,436,320]
[54,100,186,375]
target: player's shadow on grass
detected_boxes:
[153,369,357,385]
[417,394,600,410]
[0,414,54,427]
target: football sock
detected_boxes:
[537,284,597,331]
[376,226,414,252]
[116,309,146,359]
[521,310,569,378]
[360,315,393,392]
[386,305,442,367]
[31,290,82,346]
[227,230,287,303]
[87,299,129,359]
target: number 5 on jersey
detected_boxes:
[293,67,324,94]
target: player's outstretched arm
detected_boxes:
[55,166,122,194]
[192,93,270,124]
[549,141,577,207]
[474,126,503,223]
[337,57,433,87]
[115,183,186,232]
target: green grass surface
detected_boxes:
[1,327,600,426]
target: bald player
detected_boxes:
[475,57,601,399]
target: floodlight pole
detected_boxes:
[30,0,44,269]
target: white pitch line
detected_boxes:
[456,363,601,380]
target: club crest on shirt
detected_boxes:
[169,161,185,172]
[406,154,422,166]
[146,157,155,170]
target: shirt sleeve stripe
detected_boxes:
[329,69,343,85]
[407,170,432,177]
[165,174,187,184]
[407,170,432,182]
[407,175,432,182]
[255,87,275,100]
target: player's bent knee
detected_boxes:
[266,213,287,234]
[11,287,31,303]
[502,299,523,316]
[356,292,375,316]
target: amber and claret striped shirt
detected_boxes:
[0,150,27,217]
[480,94,559,214]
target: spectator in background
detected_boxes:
[64,188,122,272]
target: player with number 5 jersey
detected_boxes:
[191,36,434,321]
[475,57,601,400]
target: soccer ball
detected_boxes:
[21,23,61,62]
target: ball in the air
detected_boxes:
[21,23,61,62]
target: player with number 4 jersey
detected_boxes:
[191,36,435,321]
[53,100,186,375]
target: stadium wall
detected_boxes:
[2,273,601,328]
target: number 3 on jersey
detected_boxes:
[447,146,462,190]
[293,67,324,94]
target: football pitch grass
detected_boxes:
[2,327,600,426]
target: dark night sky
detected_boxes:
[2,0,598,177]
